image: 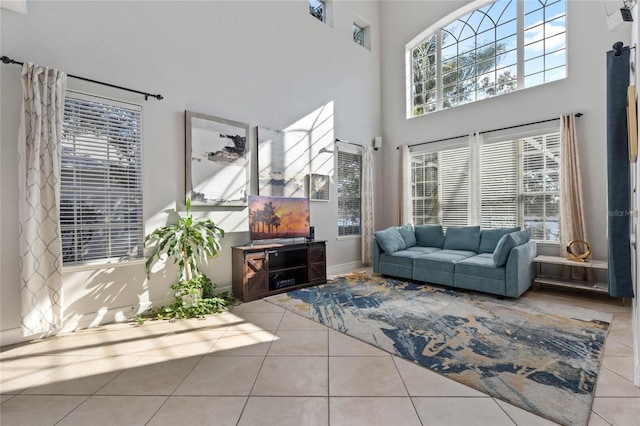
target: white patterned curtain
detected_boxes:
[18,63,67,336]
[559,113,588,279]
[361,145,374,265]
[398,144,412,225]
[468,132,482,226]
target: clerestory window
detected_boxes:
[408,0,566,117]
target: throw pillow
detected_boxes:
[414,225,445,248]
[443,226,481,252]
[397,224,417,248]
[478,227,521,253]
[374,227,406,254]
[492,228,533,267]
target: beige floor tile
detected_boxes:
[592,397,640,425]
[226,312,284,331]
[85,331,164,356]
[22,355,140,395]
[329,330,390,357]
[97,355,201,395]
[0,395,88,426]
[603,338,633,357]
[412,396,515,426]
[0,341,44,360]
[610,312,632,331]
[56,395,167,426]
[267,330,328,356]
[147,396,247,426]
[0,355,79,394]
[594,368,640,397]
[1,394,15,402]
[329,357,407,396]
[330,396,421,426]
[607,329,634,346]
[146,328,225,357]
[20,333,108,357]
[278,311,327,331]
[239,396,328,426]
[587,411,611,426]
[209,329,276,356]
[231,299,285,313]
[393,356,484,397]
[173,355,263,396]
[601,356,635,381]
[252,356,328,396]
[494,398,559,425]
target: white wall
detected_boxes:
[0,0,382,345]
[379,0,629,261]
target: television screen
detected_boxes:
[249,195,310,241]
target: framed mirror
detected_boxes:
[185,111,250,206]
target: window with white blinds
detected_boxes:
[60,92,143,265]
[411,147,469,229]
[521,133,560,241]
[410,131,560,242]
[337,148,362,236]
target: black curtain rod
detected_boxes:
[335,138,362,147]
[1,55,163,101]
[398,112,583,150]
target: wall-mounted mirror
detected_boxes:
[185,111,250,206]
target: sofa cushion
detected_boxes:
[443,226,481,252]
[478,227,521,253]
[455,253,505,280]
[493,229,533,267]
[397,224,417,248]
[375,227,405,254]
[414,249,477,273]
[414,225,444,248]
[404,246,441,256]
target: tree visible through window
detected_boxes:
[60,92,143,265]
[409,0,566,117]
[337,149,362,236]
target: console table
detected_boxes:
[232,241,327,302]
[533,255,608,295]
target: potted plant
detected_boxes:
[145,197,225,310]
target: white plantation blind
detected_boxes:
[480,140,518,228]
[520,133,560,241]
[60,92,143,265]
[337,148,362,236]
[439,147,469,228]
[410,131,561,242]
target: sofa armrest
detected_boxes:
[373,237,383,273]
[505,240,537,298]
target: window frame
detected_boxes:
[337,145,363,237]
[406,0,566,118]
[60,90,144,267]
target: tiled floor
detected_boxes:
[0,287,638,425]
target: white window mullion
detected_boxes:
[436,30,443,112]
[516,0,525,89]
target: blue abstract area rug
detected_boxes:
[266,273,612,426]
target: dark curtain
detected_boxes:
[606,45,635,298]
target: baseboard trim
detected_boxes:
[327,261,365,276]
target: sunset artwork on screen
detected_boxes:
[249,195,310,241]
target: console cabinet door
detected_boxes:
[309,243,327,284]
[244,252,268,299]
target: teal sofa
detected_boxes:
[372,225,536,298]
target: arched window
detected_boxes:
[408,0,566,117]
